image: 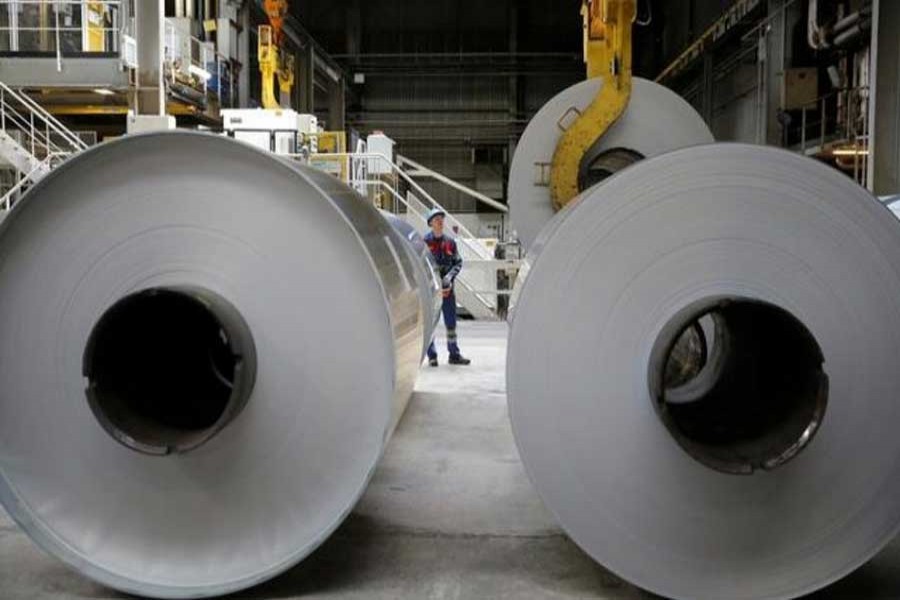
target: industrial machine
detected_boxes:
[259,0,296,109]
[222,107,318,154]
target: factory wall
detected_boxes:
[302,0,583,214]
[711,64,762,142]
[354,72,580,213]
[660,0,808,146]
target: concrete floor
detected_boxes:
[4,321,900,599]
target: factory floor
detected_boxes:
[3,321,900,599]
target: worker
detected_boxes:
[424,208,471,367]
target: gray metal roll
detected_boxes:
[508,77,714,251]
[508,144,900,600]
[0,132,438,598]
[380,210,443,356]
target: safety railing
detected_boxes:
[164,18,235,108]
[0,1,123,54]
[396,154,509,215]
[288,151,517,318]
[1,81,88,164]
[797,87,869,153]
[291,152,487,245]
[357,178,505,319]
[0,151,66,211]
[1,3,236,109]
[796,86,870,187]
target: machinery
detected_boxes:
[550,0,636,211]
[259,0,296,109]
[222,107,318,154]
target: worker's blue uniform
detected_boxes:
[425,231,463,360]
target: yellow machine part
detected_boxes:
[278,53,296,96]
[315,131,347,154]
[259,1,296,108]
[259,25,280,110]
[85,1,106,52]
[263,0,288,45]
[549,0,635,212]
[310,131,349,182]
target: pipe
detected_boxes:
[833,6,872,35]
[832,20,871,47]
[0,132,439,598]
[808,0,829,49]
[832,10,863,34]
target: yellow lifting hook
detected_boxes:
[549,0,636,212]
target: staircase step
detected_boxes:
[0,130,43,175]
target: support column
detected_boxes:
[507,2,520,202]
[701,53,714,124]
[869,0,900,194]
[297,44,315,114]
[328,78,345,131]
[135,0,165,117]
[764,0,787,145]
[238,3,250,108]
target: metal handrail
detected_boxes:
[3,83,88,151]
[0,82,87,156]
[0,152,66,211]
[798,86,870,151]
[0,1,123,56]
[396,154,508,214]
[288,152,488,247]
[344,178,501,313]
[1,99,63,160]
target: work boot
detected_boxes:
[428,357,439,367]
[448,355,471,366]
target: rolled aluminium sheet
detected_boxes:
[380,210,443,355]
[0,132,437,598]
[508,77,714,250]
[507,144,900,600]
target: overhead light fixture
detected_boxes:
[833,147,869,157]
[93,88,115,96]
[189,65,212,82]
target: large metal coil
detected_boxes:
[507,143,900,600]
[508,77,714,251]
[0,132,439,598]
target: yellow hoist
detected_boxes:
[260,0,296,109]
[550,0,636,212]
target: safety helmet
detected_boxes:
[426,208,447,225]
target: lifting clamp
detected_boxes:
[549,0,636,212]
[260,0,295,109]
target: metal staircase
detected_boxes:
[326,151,516,320]
[402,191,499,320]
[0,81,88,212]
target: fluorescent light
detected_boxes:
[833,147,869,157]
[189,65,212,82]
[93,88,115,96]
